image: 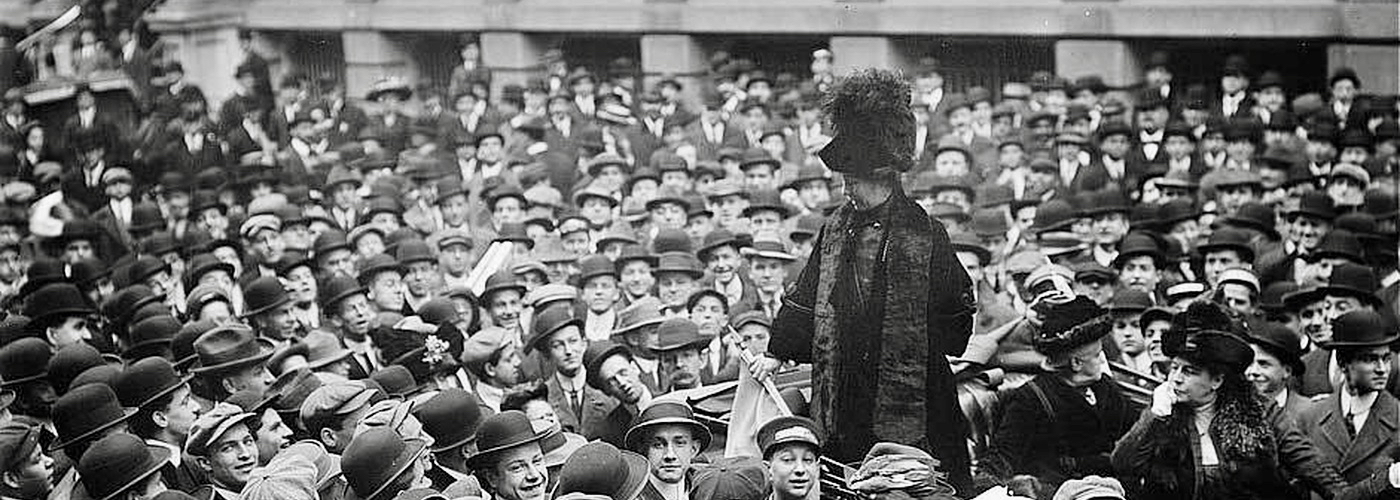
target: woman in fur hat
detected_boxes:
[1111,301,1347,499]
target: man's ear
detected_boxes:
[44,327,58,347]
[220,377,239,395]
[3,470,22,489]
[152,410,169,429]
[194,456,212,474]
[319,428,338,450]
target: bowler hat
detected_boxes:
[687,457,769,500]
[491,222,534,249]
[1029,199,1076,234]
[465,410,546,468]
[614,244,658,270]
[1285,262,1381,310]
[47,343,106,393]
[655,252,705,279]
[755,416,822,458]
[970,209,1009,238]
[368,365,417,399]
[1107,289,1154,313]
[356,254,406,285]
[1113,232,1164,268]
[481,269,527,300]
[242,276,291,318]
[183,253,236,290]
[1220,202,1279,239]
[1288,191,1337,221]
[551,441,649,500]
[50,384,133,452]
[190,323,275,374]
[738,148,779,171]
[1155,198,1198,228]
[77,433,172,500]
[742,190,790,219]
[313,229,353,257]
[583,340,633,391]
[394,239,436,266]
[1326,310,1398,349]
[124,315,182,361]
[697,230,743,263]
[1309,230,1364,264]
[343,428,429,500]
[1247,322,1305,376]
[1197,227,1256,262]
[526,306,583,353]
[113,357,191,409]
[320,275,368,311]
[577,254,617,284]
[652,318,708,353]
[25,283,96,326]
[413,388,485,453]
[624,400,711,452]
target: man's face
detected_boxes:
[283,266,317,305]
[1220,75,1247,94]
[685,215,715,245]
[493,198,525,226]
[1332,79,1357,103]
[1064,341,1106,382]
[201,424,259,490]
[1217,185,1257,216]
[1164,136,1195,159]
[7,438,54,499]
[744,166,776,191]
[1220,283,1256,316]
[1144,320,1171,362]
[688,296,726,337]
[643,426,700,484]
[713,195,748,228]
[1343,346,1393,395]
[1246,345,1290,397]
[487,290,524,329]
[933,151,969,177]
[598,354,645,404]
[478,138,504,163]
[46,316,92,348]
[749,210,783,239]
[440,194,470,226]
[1203,250,1246,287]
[954,251,984,285]
[334,294,374,338]
[1112,312,1145,356]
[485,443,547,500]
[650,203,686,230]
[656,272,697,309]
[619,261,655,299]
[748,258,788,295]
[580,198,613,227]
[1073,276,1113,306]
[318,249,356,278]
[660,347,705,390]
[582,275,619,314]
[440,243,472,275]
[1100,135,1130,159]
[767,444,819,500]
[738,323,771,355]
[405,261,437,298]
[253,409,291,466]
[797,181,830,211]
[249,229,286,265]
[161,385,199,441]
[367,271,405,312]
[487,344,524,386]
[545,326,587,377]
[62,240,94,264]
[1091,212,1128,245]
[1118,256,1160,293]
[705,246,740,284]
[1289,216,1330,252]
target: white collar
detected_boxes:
[1273,388,1290,410]
[556,369,587,393]
[146,438,182,466]
[1343,388,1380,417]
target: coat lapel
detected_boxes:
[1315,395,1351,460]
[1341,392,1399,473]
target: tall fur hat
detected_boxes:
[818,69,916,176]
[1033,296,1112,356]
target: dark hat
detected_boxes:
[1155,198,1198,227]
[1309,230,1365,263]
[688,456,771,500]
[47,343,106,394]
[77,433,172,500]
[577,254,617,284]
[624,400,711,452]
[356,253,406,284]
[526,305,583,353]
[1288,191,1337,221]
[1260,281,1300,313]
[1030,199,1076,234]
[1197,227,1256,262]
[1033,296,1112,356]
[698,229,743,262]
[743,189,791,219]
[1247,322,1305,376]
[302,330,353,371]
[24,283,96,325]
[50,384,133,452]
[1113,232,1164,268]
[1108,289,1154,313]
[465,410,547,468]
[551,441,650,500]
[320,275,368,311]
[191,323,275,375]
[949,231,991,265]
[583,340,633,391]
[818,69,916,175]
[394,239,436,266]
[614,244,658,270]
[242,276,291,318]
[112,357,191,409]
[368,365,417,399]
[1220,202,1280,239]
[413,388,485,452]
[481,269,527,300]
[1285,262,1381,309]
[1326,310,1398,349]
[1163,330,1254,374]
[491,222,534,248]
[123,315,182,361]
[651,228,693,255]
[755,415,822,458]
[1329,67,1361,87]
[343,427,429,500]
[652,318,708,354]
[313,229,354,257]
[655,252,705,279]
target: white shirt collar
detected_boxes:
[147,438,182,466]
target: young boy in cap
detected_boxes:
[578,255,621,341]
[469,411,550,500]
[0,422,54,500]
[187,403,260,500]
[462,327,525,412]
[756,416,823,500]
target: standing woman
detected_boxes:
[1112,301,1346,499]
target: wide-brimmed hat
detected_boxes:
[413,388,485,453]
[50,384,134,452]
[303,330,354,370]
[78,433,172,500]
[342,427,429,500]
[623,400,712,454]
[1163,330,1254,374]
[1283,262,1381,310]
[551,441,650,500]
[652,318,708,354]
[740,237,796,262]
[612,297,667,337]
[465,410,547,468]
[1325,310,1398,349]
[190,323,275,374]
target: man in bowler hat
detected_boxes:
[757,68,977,491]
[468,410,550,500]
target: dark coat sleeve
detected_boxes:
[926,217,975,356]
[1112,408,1166,480]
[1272,403,1348,498]
[770,223,823,364]
[986,383,1050,479]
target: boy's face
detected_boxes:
[105,181,132,199]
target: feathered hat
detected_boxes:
[1162,300,1254,373]
[1032,296,1112,356]
[818,69,916,176]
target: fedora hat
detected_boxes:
[172,319,216,371]
[47,343,106,393]
[1325,310,1398,349]
[78,433,172,500]
[183,253,236,290]
[583,340,633,391]
[1197,227,1256,262]
[652,318,708,354]
[343,428,429,500]
[465,410,547,468]
[112,357,191,409]
[697,230,742,262]
[268,368,323,417]
[242,276,291,318]
[124,315,182,362]
[1246,322,1305,376]
[301,330,353,371]
[551,441,649,500]
[413,388,485,453]
[191,323,275,375]
[50,384,134,452]
[611,297,667,337]
[654,252,704,279]
[526,306,583,353]
[624,400,711,453]
[313,229,354,257]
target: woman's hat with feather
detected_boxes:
[817,68,916,176]
[1032,295,1112,357]
[1162,300,1254,373]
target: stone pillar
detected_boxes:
[1328,44,1399,99]
[829,36,905,76]
[160,26,244,109]
[342,30,414,101]
[640,34,706,100]
[1055,40,1138,88]
[480,31,544,102]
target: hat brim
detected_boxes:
[0,372,48,388]
[189,340,276,375]
[1323,334,1400,349]
[307,349,356,371]
[48,406,139,452]
[241,295,292,319]
[356,438,429,500]
[741,248,796,262]
[92,445,172,500]
[1248,338,1304,376]
[610,317,667,338]
[465,431,546,469]
[624,418,712,453]
[133,374,193,410]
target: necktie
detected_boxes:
[1345,411,1357,438]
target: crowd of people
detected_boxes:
[0,14,1393,500]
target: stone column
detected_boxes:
[1055,40,1138,88]
[829,36,906,76]
[480,31,544,102]
[342,30,414,101]
[1327,44,1399,98]
[160,26,244,109]
[640,34,706,100]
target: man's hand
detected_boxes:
[750,354,782,381]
